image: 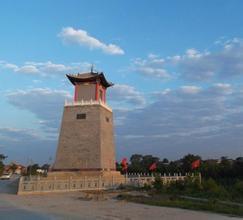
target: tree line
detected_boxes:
[116,154,243,184]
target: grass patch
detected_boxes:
[118,194,243,217]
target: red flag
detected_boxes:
[121,158,128,171]
[191,159,200,169]
[149,162,157,171]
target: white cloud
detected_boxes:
[33,61,75,73]
[7,88,71,131]
[17,65,39,74]
[108,84,146,108]
[0,61,18,71]
[135,38,243,82]
[59,27,124,55]
[211,83,233,95]
[0,61,39,74]
[0,60,91,76]
[180,85,201,94]
[169,55,181,63]
[133,55,171,79]
[185,48,204,58]
[137,67,169,78]
[0,127,42,142]
[213,83,231,89]
[175,38,243,81]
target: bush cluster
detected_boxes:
[150,175,243,202]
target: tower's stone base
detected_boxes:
[48,170,124,181]
[45,170,125,187]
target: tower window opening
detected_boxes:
[106,117,110,122]
[77,113,86,119]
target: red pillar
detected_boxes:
[95,82,99,101]
[104,88,106,103]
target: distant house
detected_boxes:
[4,163,25,175]
[3,165,12,174]
[15,164,25,174]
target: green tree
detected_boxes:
[157,161,169,174]
[116,162,122,172]
[130,154,143,164]
[0,154,7,175]
[218,157,234,181]
[26,163,40,176]
[233,157,243,179]
[0,154,7,161]
[0,161,4,175]
[167,161,181,174]
[200,161,220,179]
[162,158,169,164]
[128,154,159,173]
[129,154,143,172]
[181,154,201,172]
[142,155,159,172]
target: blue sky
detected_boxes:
[1,1,243,164]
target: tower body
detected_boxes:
[53,72,116,172]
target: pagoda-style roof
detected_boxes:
[66,72,113,88]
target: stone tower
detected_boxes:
[53,71,117,174]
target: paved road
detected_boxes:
[0,177,242,220]
[0,177,52,220]
[0,175,18,193]
[0,199,50,220]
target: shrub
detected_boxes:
[142,183,151,191]
[233,180,243,197]
[203,178,218,191]
[202,178,228,199]
[0,162,4,176]
[152,176,163,191]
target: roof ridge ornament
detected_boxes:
[91,64,94,73]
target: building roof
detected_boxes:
[66,72,114,88]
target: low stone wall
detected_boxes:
[125,174,187,187]
[17,174,188,195]
[18,176,124,195]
